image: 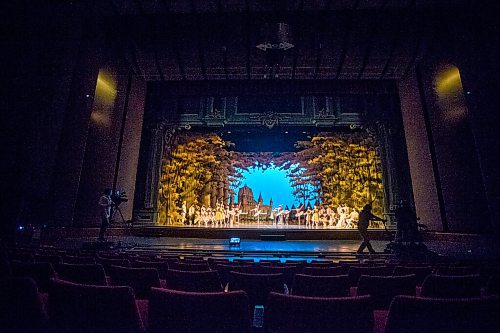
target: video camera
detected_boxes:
[111,190,128,206]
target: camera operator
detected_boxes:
[98,189,113,241]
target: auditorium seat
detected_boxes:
[169,261,210,271]
[48,279,145,333]
[302,265,349,276]
[96,257,131,275]
[228,271,285,307]
[384,295,500,333]
[164,269,223,292]
[130,260,170,279]
[215,264,253,285]
[34,254,63,266]
[62,255,96,265]
[292,274,350,297]
[485,275,500,295]
[148,288,251,333]
[434,265,479,276]
[392,265,433,285]
[0,277,48,333]
[55,263,107,286]
[264,293,374,333]
[356,274,417,309]
[258,265,298,286]
[421,274,483,298]
[107,265,161,299]
[348,265,393,286]
[11,261,56,292]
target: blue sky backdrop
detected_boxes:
[234,166,306,208]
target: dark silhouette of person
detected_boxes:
[394,200,419,243]
[98,189,113,241]
[356,204,385,254]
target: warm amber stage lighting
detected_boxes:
[434,65,468,124]
[90,70,117,127]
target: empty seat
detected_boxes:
[107,265,161,299]
[11,261,56,292]
[384,295,500,333]
[485,275,500,295]
[348,265,393,286]
[169,261,210,271]
[148,288,251,333]
[302,266,349,276]
[97,257,131,275]
[421,274,482,298]
[55,263,107,286]
[434,265,478,276]
[34,254,63,266]
[292,274,350,297]
[215,264,253,285]
[393,265,433,285]
[264,293,374,333]
[48,279,145,333]
[228,272,285,307]
[258,265,298,286]
[63,255,96,265]
[0,277,48,333]
[165,269,223,292]
[130,260,170,279]
[356,274,416,309]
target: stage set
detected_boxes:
[129,82,414,241]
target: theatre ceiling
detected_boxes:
[19,0,477,81]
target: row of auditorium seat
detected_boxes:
[1,276,500,333]
[5,260,500,306]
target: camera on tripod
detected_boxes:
[111,190,128,206]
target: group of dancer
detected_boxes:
[178,200,375,229]
[272,203,360,229]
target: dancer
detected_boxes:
[305,207,312,227]
[295,204,305,226]
[311,206,320,227]
[356,204,385,254]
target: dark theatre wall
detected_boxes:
[0,5,498,235]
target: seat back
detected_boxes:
[169,261,211,271]
[228,272,285,306]
[148,288,251,333]
[292,274,350,297]
[302,266,349,276]
[486,275,500,296]
[34,254,63,266]
[356,274,416,309]
[165,269,223,292]
[55,263,107,286]
[348,265,393,286]
[97,258,131,275]
[11,261,56,292]
[258,265,298,286]
[421,274,482,298]
[130,260,169,279]
[434,265,478,276]
[215,264,252,285]
[108,265,161,299]
[0,277,48,333]
[62,255,96,265]
[48,279,145,333]
[264,293,374,333]
[393,265,433,285]
[385,295,500,333]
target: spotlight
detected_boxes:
[18,225,24,231]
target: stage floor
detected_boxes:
[159,222,377,230]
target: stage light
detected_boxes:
[18,225,24,231]
[229,237,241,246]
